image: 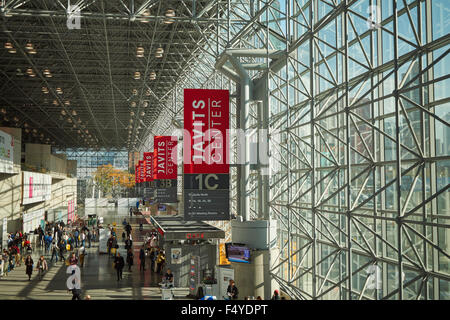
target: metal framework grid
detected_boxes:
[0,0,222,149]
[0,0,448,300]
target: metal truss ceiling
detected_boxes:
[0,0,223,149]
[140,0,450,300]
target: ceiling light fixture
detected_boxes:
[155,47,163,58]
[4,42,13,49]
[141,9,150,23]
[136,46,144,58]
[163,9,175,24]
[134,71,141,80]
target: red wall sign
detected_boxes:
[183,89,229,174]
[135,164,138,183]
[153,136,177,180]
[143,152,154,182]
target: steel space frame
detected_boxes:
[138,0,449,300]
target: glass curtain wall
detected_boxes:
[138,0,449,299]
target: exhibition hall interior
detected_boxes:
[0,0,448,301]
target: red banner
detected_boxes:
[153,136,177,180]
[183,89,229,174]
[143,152,154,182]
[135,164,139,183]
[139,160,145,183]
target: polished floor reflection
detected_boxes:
[0,207,189,300]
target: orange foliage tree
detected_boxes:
[93,164,135,197]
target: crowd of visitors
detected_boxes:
[0,220,98,281]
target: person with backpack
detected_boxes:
[114,252,125,281]
[36,255,48,280]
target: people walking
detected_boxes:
[59,239,66,263]
[80,231,86,248]
[125,236,132,251]
[126,248,134,272]
[114,253,125,281]
[139,246,146,271]
[87,229,92,248]
[69,252,78,265]
[156,250,165,275]
[125,223,132,238]
[149,248,156,272]
[50,241,59,263]
[25,255,33,280]
[226,279,239,300]
[79,247,86,267]
[74,228,79,248]
[36,255,48,280]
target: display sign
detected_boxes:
[2,217,7,249]
[67,199,75,222]
[153,136,178,203]
[189,255,201,296]
[183,88,230,221]
[171,248,182,264]
[23,209,45,234]
[22,171,52,205]
[0,130,14,174]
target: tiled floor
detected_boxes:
[0,211,190,300]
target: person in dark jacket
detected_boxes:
[139,246,146,271]
[25,255,33,280]
[59,239,66,263]
[271,290,280,300]
[114,253,125,281]
[125,223,132,238]
[226,279,239,300]
[126,248,134,271]
[125,237,132,250]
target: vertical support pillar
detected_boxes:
[229,55,252,221]
[393,0,403,300]
[343,0,352,300]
